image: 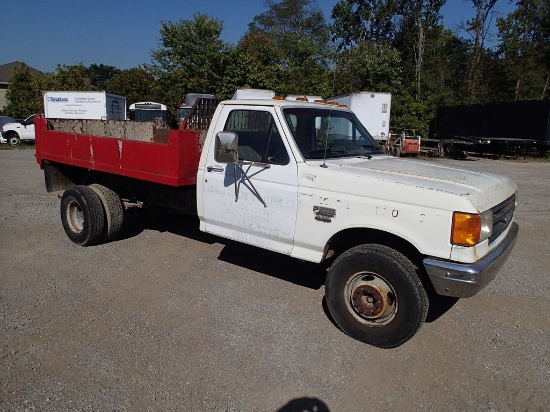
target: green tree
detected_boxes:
[331,0,450,135]
[333,41,403,95]
[461,0,498,103]
[151,13,229,110]
[391,93,432,137]
[248,0,333,96]
[391,0,446,101]
[4,63,55,118]
[496,0,550,100]
[52,63,92,90]
[331,0,400,48]
[220,32,283,98]
[107,66,159,104]
[431,31,471,104]
[87,63,121,91]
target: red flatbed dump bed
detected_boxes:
[34,116,204,187]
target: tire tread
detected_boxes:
[60,185,105,246]
[90,183,124,241]
[325,244,428,348]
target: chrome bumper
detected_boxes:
[423,222,519,298]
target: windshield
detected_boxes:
[130,110,167,122]
[282,107,384,159]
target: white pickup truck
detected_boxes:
[35,95,519,348]
[1,114,36,146]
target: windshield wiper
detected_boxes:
[309,148,347,156]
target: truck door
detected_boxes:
[201,106,298,254]
[22,115,36,140]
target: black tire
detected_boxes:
[90,183,124,241]
[60,186,105,246]
[8,134,21,147]
[325,244,428,348]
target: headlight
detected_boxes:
[451,210,493,246]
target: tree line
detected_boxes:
[3,0,549,137]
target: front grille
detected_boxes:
[489,193,516,244]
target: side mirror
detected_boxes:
[214,131,238,163]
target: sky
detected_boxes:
[3,0,515,73]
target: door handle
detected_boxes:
[207,165,224,173]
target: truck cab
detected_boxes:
[198,100,516,267]
[198,100,386,256]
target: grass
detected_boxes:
[0,143,35,150]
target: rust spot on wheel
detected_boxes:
[351,284,388,318]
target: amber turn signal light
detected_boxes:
[451,212,481,246]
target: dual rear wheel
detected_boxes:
[60,184,123,246]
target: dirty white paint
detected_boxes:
[197,99,517,265]
[200,105,298,255]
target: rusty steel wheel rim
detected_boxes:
[344,272,397,326]
[66,199,85,234]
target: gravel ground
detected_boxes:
[1,148,549,411]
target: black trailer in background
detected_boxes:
[425,100,550,158]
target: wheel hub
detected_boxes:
[348,274,396,321]
[67,200,84,233]
[351,284,388,318]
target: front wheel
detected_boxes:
[8,134,21,147]
[325,244,428,348]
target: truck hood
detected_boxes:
[304,156,516,212]
[2,121,23,130]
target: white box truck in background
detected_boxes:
[43,91,127,120]
[330,92,391,145]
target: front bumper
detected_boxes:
[423,222,519,298]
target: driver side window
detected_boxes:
[223,110,289,165]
